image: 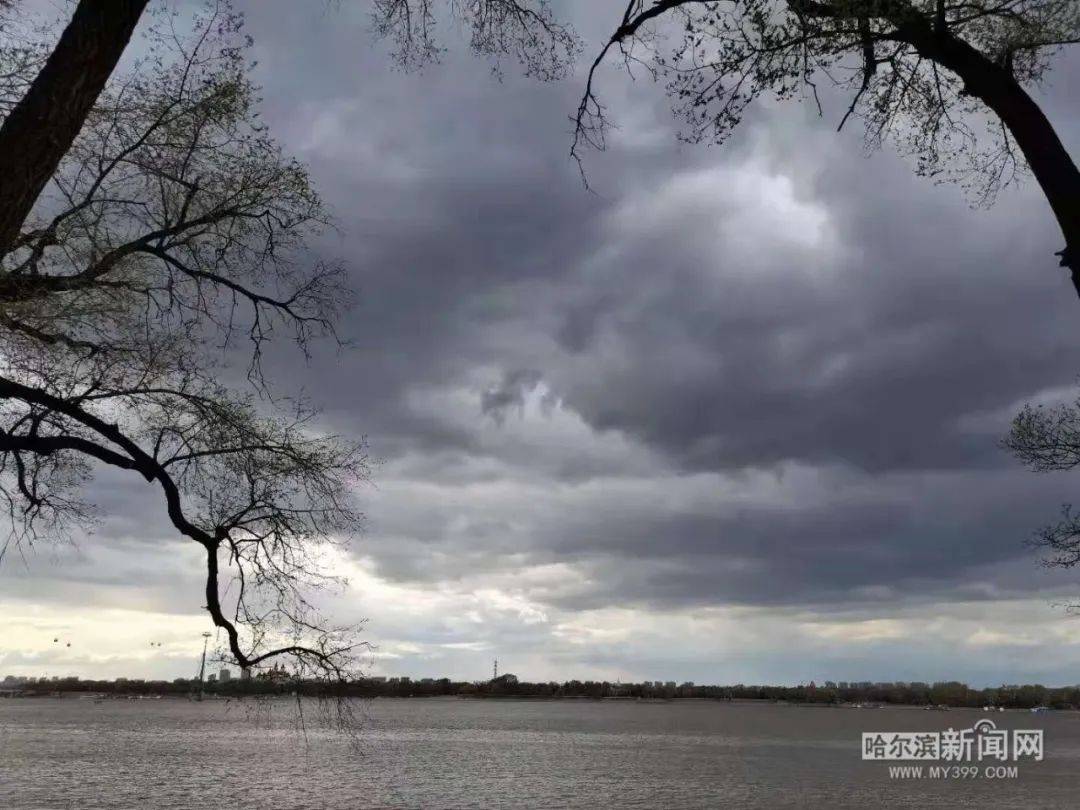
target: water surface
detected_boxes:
[1,698,1077,808]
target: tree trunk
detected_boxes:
[965,71,1080,293]
[0,0,149,259]
[906,25,1080,297]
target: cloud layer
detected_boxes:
[4,1,1080,686]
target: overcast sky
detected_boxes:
[4,0,1080,687]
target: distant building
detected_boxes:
[240,668,252,681]
[218,668,232,682]
[207,674,217,683]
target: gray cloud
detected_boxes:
[6,0,1080,684]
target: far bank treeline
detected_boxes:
[7,675,1079,710]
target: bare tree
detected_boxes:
[1005,396,1080,580]
[0,1,577,681]
[371,0,579,76]
[0,0,578,265]
[574,1,1080,298]
[0,4,370,680]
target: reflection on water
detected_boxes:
[1,698,1077,808]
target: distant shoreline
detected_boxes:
[1,690,1072,713]
[4,673,1076,710]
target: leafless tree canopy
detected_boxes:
[0,3,368,680]
[574,0,1080,288]
[1006,398,1080,573]
[0,0,581,684]
[370,0,580,77]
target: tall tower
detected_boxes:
[493,658,498,680]
[198,632,211,683]
[196,631,211,701]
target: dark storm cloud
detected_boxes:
[10,0,1080,672]
[249,22,1078,477]
[343,457,1080,612]
[546,184,1075,473]
[482,369,558,423]
[217,0,1080,618]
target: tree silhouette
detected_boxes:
[574,0,1080,297]
[0,3,369,679]
[0,0,577,680]
[1006,394,1080,595]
